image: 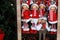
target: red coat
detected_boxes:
[39,9,45,17]
[56,0,58,6]
[48,10,57,24]
[22,10,31,19]
[31,10,39,18]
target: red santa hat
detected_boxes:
[49,4,57,10]
[22,3,29,8]
[31,3,38,8]
[39,4,45,7]
[39,17,47,20]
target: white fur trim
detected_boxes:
[39,4,45,7]
[49,21,57,24]
[50,29,57,32]
[31,18,38,24]
[22,3,29,8]
[30,0,33,4]
[32,3,38,8]
[31,26,37,30]
[49,4,57,10]
[23,28,29,31]
[22,18,31,23]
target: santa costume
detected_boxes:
[38,17,50,40]
[48,4,57,24]
[21,3,31,23]
[31,3,39,26]
[39,4,46,18]
[48,4,57,40]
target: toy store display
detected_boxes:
[21,0,58,40]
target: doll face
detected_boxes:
[38,19,42,23]
[23,5,28,10]
[50,7,56,11]
[41,19,46,23]
[40,6,45,9]
[32,6,38,10]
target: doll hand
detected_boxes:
[30,14,32,17]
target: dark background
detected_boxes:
[0,0,17,40]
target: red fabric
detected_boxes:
[45,0,50,6]
[0,30,5,40]
[30,29,38,34]
[56,0,58,6]
[26,0,30,5]
[42,23,46,29]
[31,10,39,18]
[36,1,40,5]
[0,34,5,40]
[39,9,45,17]
[22,10,31,19]
[49,32,57,34]
[22,29,30,34]
[48,10,57,22]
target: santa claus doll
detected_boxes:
[48,4,57,40]
[31,3,39,26]
[37,17,50,40]
[48,4,57,24]
[21,3,31,23]
[21,3,31,30]
[39,3,46,18]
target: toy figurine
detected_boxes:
[21,3,31,23]
[38,17,50,40]
[48,4,57,40]
[48,4,57,24]
[31,3,39,26]
[39,3,46,17]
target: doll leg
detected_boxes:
[39,30,42,40]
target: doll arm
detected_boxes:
[36,24,42,31]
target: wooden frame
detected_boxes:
[16,0,60,40]
[16,0,21,40]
